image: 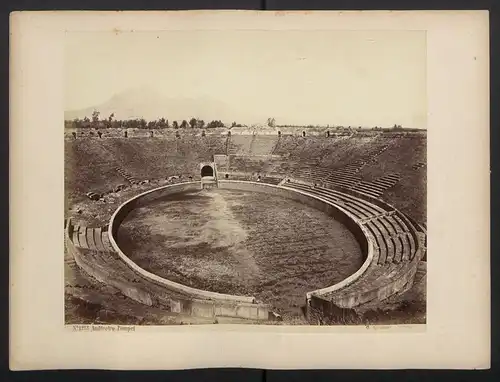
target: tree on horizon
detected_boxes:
[91,110,100,129]
[189,118,198,129]
[206,120,224,129]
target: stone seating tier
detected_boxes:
[285,182,418,265]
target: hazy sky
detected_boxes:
[65,30,427,128]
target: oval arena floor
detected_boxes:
[116,188,364,318]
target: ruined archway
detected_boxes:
[201,165,214,177]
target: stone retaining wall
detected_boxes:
[72,179,422,323]
[103,181,273,321]
[66,219,270,321]
[219,181,422,318]
[108,182,260,305]
[65,221,154,306]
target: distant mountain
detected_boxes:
[64,87,264,124]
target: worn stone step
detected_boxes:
[366,222,387,265]
[93,227,106,251]
[356,189,381,199]
[372,179,396,187]
[78,226,89,249]
[86,228,97,250]
[355,185,382,197]
[360,182,387,192]
[392,236,403,264]
[101,231,113,251]
[72,225,80,246]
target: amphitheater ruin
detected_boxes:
[65,126,427,325]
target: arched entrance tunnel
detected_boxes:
[201,165,214,177]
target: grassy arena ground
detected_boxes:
[116,189,364,318]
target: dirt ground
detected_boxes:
[116,188,364,319]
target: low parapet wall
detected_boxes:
[219,181,423,312]
[65,220,155,306]
[291,184,424,318]
[308,255,421,314]
[233,180,423,316]
[92,179,421,323]
[66,220,269,321]
[108,182,259,305]
[218,181,378,309]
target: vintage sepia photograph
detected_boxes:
[63,29,427,326]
